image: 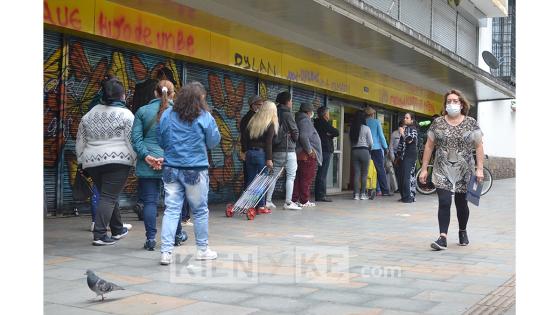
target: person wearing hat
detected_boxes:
[292,103,322,207]
[314,106,339,202]
[240,95,264,188]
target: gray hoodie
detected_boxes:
[295,111,323,166]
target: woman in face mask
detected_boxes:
[419,89,485,251]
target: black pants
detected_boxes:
[398,156,416,202]
[437,188,470,234]
[314,151,332,200]
[86,164,131,240]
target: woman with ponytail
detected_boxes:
[132,80,186,251]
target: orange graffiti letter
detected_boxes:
[69,8,81,30]
[44,1,54,24]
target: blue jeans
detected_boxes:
[314,151,332,200]
[245,149,266,208]
[138,178,183,241]
[161,167,209,253]
[371,149,389,194]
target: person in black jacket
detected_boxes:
[314,106,340,202]
[239,95,264,188]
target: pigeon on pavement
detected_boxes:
[85,269,124,301]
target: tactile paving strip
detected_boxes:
[463,275,515,315]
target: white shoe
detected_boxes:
[266,201,277,209]
[360,194,368,200]
[196,248,218,260]
[353,195,360,200]
[301,201,316,207]
[181,219,194,227]
[160,252,172,265]
[123,223,132,230]
[283,201,302,210]
[90,222,95,232]
[295,201,303,207]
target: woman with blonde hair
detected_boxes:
[242,100,279,214]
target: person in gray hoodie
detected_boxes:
[292,103,323,207]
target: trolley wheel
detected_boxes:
[225,204,234,217]
[246,208,256,220]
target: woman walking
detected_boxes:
[131,79,187,251]
[419,89,484,250]
[76,76,136,246]
[396,113,418,203]
[349,110,373,200]
[158,81,221,265]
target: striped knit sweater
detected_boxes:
[76,103,137,169]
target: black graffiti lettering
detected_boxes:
[243,56,251,70]
[234,53,243,66]
[251,57,258,72]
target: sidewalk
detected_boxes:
[44,179,515,314]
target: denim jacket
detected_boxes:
[158,108,221,169]
[132,99,168,178]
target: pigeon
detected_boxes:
[85,269,124,301]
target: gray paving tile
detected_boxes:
[156,301,258,315]
[364,297,437,313]
[44,303,112,315]
[239,295,314,313]
[356,285,422,298]
[303,302,382,315]
[184,289,253,304]
[127,281,200,297]
[248,284,317,298]
[305,290,374,305]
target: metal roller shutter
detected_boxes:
[457,15,478,64]
[363,0,399,19]
[291,86,326,113]
[61,36,184,209]
[432,0,457,52]
[399,0,432,38]
[186,63,257,203]
[44,31,63,211]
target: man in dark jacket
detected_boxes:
[239,95,264,188]
[314,106,340,202]
[293,103,322,207]
[265,91,301,210]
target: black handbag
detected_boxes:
[72,168,93,201]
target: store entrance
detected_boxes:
[341,107,360,192]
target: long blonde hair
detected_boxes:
[247,100,278,139]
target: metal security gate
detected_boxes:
[432,0,457,52]
[44,31,63,211]
[400,0,432,38]
[363,0,400,19]
[44,33,184,211]
[186,63,258,203]
[457,14,478,64]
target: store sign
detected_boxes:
[44,0,443,116]
[94,0,211,59]
[43,0,94,33]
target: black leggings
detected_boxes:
[437,188,469,234]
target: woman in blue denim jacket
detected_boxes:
[157,81,221,265]
[131,79,187,251]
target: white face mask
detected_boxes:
[446,104,461,117]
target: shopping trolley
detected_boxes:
[226,166,284,220]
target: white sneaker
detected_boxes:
[160,252,172,265]
[283,201,302,210]
[353,195,360,200]
[360,194,368,200]
[196,248,218,260]
[181,219,194,227]
[295,201,303,207]
[123,223,132,230]
[301,201,316,207]
[90,222,95,232]
[266,201,277,209]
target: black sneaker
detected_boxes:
[112,227,129,240]
[144,239,156,251]
[92,235,116,246]
[431,236,447,250]
[458,230,469,246]
[175,230,188,246]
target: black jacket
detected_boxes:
[314,117,340,153]
[273,104,299,152]
[239,109,256,153]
